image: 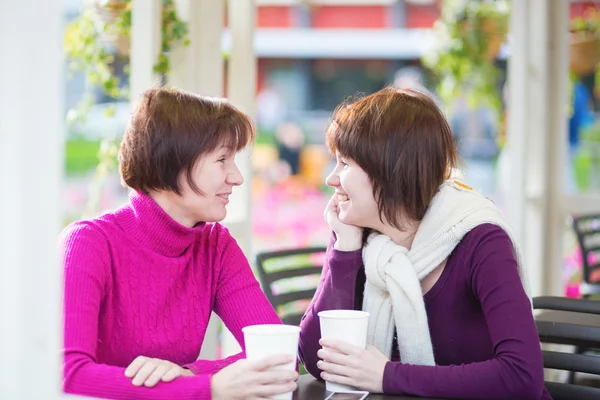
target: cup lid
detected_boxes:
[317,310,370,319]
[242,324,301,335]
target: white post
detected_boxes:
[169,0,226,361]
[523,0,550,298]
[222,0,257,357]
[507,0,570,297]
[506,0,528,246]
[545,0,569,296]
[0,0,64,398]
[170,0,225,96]
[227,0,257,243]
[130,0,162,103]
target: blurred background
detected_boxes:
[4,2,600,392]
[61,0,600,303]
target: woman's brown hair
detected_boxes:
[326,87,457,230]
[119,88,255,195]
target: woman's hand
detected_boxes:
[124,356,194,387]
[317,339,388,393]
[211,355,299,400]
[324,195,362,251]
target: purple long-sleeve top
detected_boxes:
[299,224,552,400]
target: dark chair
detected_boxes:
[568,213,600,383]
[570,213,600,296]
[255,247,326,326]
[533,296,600,400]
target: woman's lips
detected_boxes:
[337,193,349,203]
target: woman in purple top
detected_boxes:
[298,87,552,399]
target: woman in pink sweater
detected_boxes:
[61,88,297,400]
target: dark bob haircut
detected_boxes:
[326,87,458,230]
[119,88,255,195]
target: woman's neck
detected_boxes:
[148,190,196,228]
[376,220,420,250]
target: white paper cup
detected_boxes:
[318,310,370,393]
[242,324,300,400]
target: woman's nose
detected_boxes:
[227,163,244,186]
[325,170,339,187]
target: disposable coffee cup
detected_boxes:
[318,310,370,393]
[242,324,300,400]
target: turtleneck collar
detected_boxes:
[115,190,206,257]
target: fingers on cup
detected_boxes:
[254,354,294,370]
[257,381,298,398]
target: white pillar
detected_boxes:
[169,0,226,361]
[0,0,64,398]
[221,0,257,357]
[130,0,162,103]
[170,0,225,96]
[545,0,569,297]
[226,0,257,254]
[523,0,550,298]
[506,0,569,297]
[506,0,529,246]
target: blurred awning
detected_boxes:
[223,28,436,59]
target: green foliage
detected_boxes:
[571,8,600,96]
[574,122,600,191]
[422,0,509,118]
[64,0,189,215]
[570,7,600,36]
[65,138,102,176]
[64,0,189,122]
[86,139,121,215]
[155,0,190,75]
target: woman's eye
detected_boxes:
[218,158,226,163]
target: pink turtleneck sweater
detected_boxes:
[61,191,281,399]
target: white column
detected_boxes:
[0,0,64,398]
[523,0,550,298]
[226,0,257,247]
[506,0,529,246]
[170,0,225,96]
[506,0,570,297]
[221,0,257,357]
[130,0,162,103]
[169,0,226,361]
[545,0,569,296]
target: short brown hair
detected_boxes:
[119,88,255,195]
[326,87,457,230]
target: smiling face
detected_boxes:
[325,152,381,229]
[325,87,457,231]
[168,145,243,225]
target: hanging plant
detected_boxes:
[64,0,190,124]
[422,0,509,119]
[570,7,600,78]
[64,0,190,215]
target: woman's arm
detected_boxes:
[62,222,212,400]
[183,227,282,375]
[382,226,546,400]
[298,233,364,378]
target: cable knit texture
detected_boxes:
[61,191,281,400]
[362,178,531,365]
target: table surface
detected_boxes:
[293,374,446,400]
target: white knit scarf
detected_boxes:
[361,177,531,365]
